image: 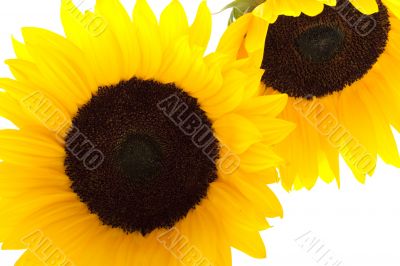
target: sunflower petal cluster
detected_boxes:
[0,0,293,265]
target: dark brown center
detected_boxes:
[64,78,219,235]
[261,0,390,98]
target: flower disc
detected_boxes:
[262,0,390,98]
[65,78,218,235]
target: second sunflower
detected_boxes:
[219,0,400,190]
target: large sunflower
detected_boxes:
[0,0,293,265]
[219,0,400,190]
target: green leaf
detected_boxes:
[218,0,265,25]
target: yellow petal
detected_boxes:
[0,128,64,168]
[245,15,268,55]
[12,37,32,61]
[157,36,193,84]
[249,116,295,145]
[358,81,400,167]
[61,0,122,85]
[351,0,379,14]
[214,114,262,154]
[23,42,91,104]
[217,14,252,58]
[236,94,288,117]
[159,0,189,48]
[132,0,163,79]
[226,225,266,258]
[95,0,140,80]
[5,59,78,115]
[0,92,36,128]
[15,251,45,266]
[339,85,377,182]
[240,142,283,172]
[189,1,212,48]
[202,69,247,118]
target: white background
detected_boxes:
[0,0,400,265]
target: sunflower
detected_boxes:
[219,0,400,190]
[0,0,293,265]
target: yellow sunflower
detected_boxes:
[0,0,293,265]
[219,0,400,190]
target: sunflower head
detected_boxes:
[0,0,293,265]
[218,0,400,190]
